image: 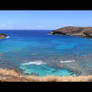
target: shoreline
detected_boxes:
[0,68,92,82]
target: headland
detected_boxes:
[50,26,92,38]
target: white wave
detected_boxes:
[6,36,10,39]
[60,60,75,63]
[22,60,46,66]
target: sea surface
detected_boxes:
[0,30,92,76]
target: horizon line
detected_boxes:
[0,29,53,30]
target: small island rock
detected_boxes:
[0,33,8,39]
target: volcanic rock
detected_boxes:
[50,26,92,38]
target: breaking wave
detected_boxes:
[22,60,46,66]
[60,60,75,63]
[6,36,10,39]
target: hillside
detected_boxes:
[50,26,92,38]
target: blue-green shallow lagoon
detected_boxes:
[1,30,92,76]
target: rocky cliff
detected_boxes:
[50,26,92,38]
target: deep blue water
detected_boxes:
[0,30,92,76]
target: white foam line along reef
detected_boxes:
[22,60,46,66]
[60,60,75,63]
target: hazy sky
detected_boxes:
[0,10,92,30]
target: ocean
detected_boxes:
[0,30,92,76]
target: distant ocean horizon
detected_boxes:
[0,30,92,76]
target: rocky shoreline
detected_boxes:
[50,26,92,38]
[0,68,92,82]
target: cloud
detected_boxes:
[0,24,56,30]
[0,24,13,29]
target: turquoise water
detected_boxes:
[0,30,92,76]
[20,64,76,76]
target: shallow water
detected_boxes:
[0,30,92,76]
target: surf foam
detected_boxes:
[60,60,75,63]
[22,60,46,66]
[6,36,10,39]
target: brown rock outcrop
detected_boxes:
[0,33,7,39]
[50,26,92,38]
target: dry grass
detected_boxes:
[0,68,92,82]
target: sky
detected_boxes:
[0,10,92,30]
